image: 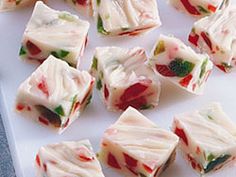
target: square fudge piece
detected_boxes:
[90,47,161,111]
[19,1,89,67]
[15,55,94,133]
[35,140,105,177]
[64,0,93,16]
[149,35,213,95]
[93,0,161,36]
[189,6,236,73]
[98,107,179,177]
[172,103,236,174]
[0,0,37,12]
[169,0,229,17]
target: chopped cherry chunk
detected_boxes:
[36,154,41,167]
[104,84,109,100]
[143,164,154,173]
[200,32,212,50]
[16,103,25,111]
[123,153,137,168]
[208,4,217,12]
[155,65,176,77]
[26,41,41,55]
[180,0,200,15]
[76,0,87,6]
[116,96,147,111]
[37,78,49,97]
[174,127,188,146]
[179,74,193,88]
[188,33,199,47]
[108,152,121,169]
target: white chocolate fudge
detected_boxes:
[149,35,213,95]
[0,0,38,12]
[189,6,236,72]
[16,56,94,133]
[35,140,105,177]
[169,0,229,17]
[19,1,89,67]
[172,103,236,174]
[90,47,161,111]
[93,0,161,36]
[64,0,93,16]
[99,107,179,177]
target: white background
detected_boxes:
[0,0,236,177]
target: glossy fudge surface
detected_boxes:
[35,140,105,177]
[99,107,179,177]
[173,103,236,174]
[91,47,161,111]
[19,1,89,67]
[16,56,94,133]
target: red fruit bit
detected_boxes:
[26,41,41,56]
[180,0,201,15]
[155,65,176,77]
[63,118,70,128]
[179,74,193,88]
[216,64,227,73]
[38,116,49,126]
[192,83,197,91]
[102,142,108,147]
[108,152,121,169]
[116,96,147,111]
[200,32,213,51]
[143,164,153,173]
[43,163,47,172]
[79,154,94,162]
[154,166,162,176]
[188,33,199,47]
[208,4,217,12]
[120,81,149,101]
[104,84,109,100]
[36,154,41,167]
[76,0,87,6]
[123,153,137,168]
[37,78,49,97]
[126,166,138,176]
[196,146,201,155]
[27,106,31,111]
[16,104,25,111]
[174,127,188,146]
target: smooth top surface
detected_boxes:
[1,1,236,177]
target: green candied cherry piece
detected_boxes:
[16,0,22,5]
[97,0,101,6]
[54,105,65,116]
[154,40,165,56]
[197,6,209,13]
[140,104,154,110]
[204,154,231,173]
[222,62,233,69]
[200,58,208,79]
[19,46,27,56]
[138,173,147,177]
[97,15,109,35]
[91,57,98,70]
[85,95,92,107]
[69,94,77,114]
[51,50,69,59]
[96,78,102,90]
[58,13,76,22]
[168,58,195,77]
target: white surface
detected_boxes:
[0,1,236,177]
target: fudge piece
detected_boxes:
[0,0,38,12]
[149,35,213,95]
[15,55,94,133]
[35,140,105,177]
[93,0,161,36]
[19,1,89,67]
[90,47,161,111]
[169,0,229,17]
[189,6,236,72]
[172,103,236,174]
[64,0,93,16]
[98,107,179,177]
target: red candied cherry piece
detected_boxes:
[108,152,121,169]
[79,154,94,162]
[26,40,41,56]
[43,163,47,172]
[123,153,138,168]
[36,154,41,167]
[174,127,188,146]
[188,33,199,47]
[16,103,25,111]
[155,65,176,77]
[63,118,70,128]
[216,65,227,73]
[208,4,217,12]
[104,84,109,100]
[180,0,201,15]
[38,116,49,126]
[76,0,87,5]
[116,96,147,111]
[200,32,213,51]
[37,78,49,97]
[143,164,154,174]
[179,74,193,88]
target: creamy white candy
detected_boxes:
[173,102,236,174]
[16,55,94,133]
[149,34,213,95]
[90,46,161,111]
[99,107,179,177]
[35,140,105,177]
[64,0,93,16]
[19,1,89,67]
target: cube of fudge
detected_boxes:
[19,1,89,67]
[64,0,93,16]
[35,140,105,177]
[149,35,213,95]
[90,47,161,111]
[98,107,179,177]
[189,6,236,73]
[15,55,94,133]
[93,0,161,36]
[0,0,37,12]
[172,103,236,174]
[169,0,229,17]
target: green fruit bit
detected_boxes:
[19,46,27,56]
[69,95,77,114]
[197,6,209,13]
[97,15,109,35]
[140,104,154,110]
[139,173,147,177]
[169,58,195,77]
[16,0,21,5]
[96,79,102,90]
[222,62,233,69]
[97,0,101,6]
[121,27,129,31]
[200,58,208,79]
[207,153,215,162]
[51,50,69,59]
[91,57,98,70]
[54,105,65,116]
[85,95,92,107]
[207,115,214,120]
[204,154,231,173]
[154,40,165,56]
[58,13,76,22]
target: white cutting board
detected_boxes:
[0,1,236,177]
